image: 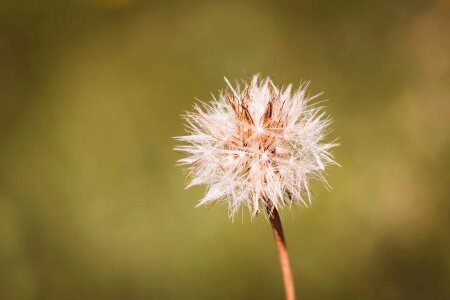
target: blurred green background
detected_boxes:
[1,0,449,299]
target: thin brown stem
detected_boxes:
[267,205,297,300]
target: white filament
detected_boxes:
[175,75,338,218]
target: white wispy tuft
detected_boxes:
[175,75,338,218]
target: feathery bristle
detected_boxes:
[175,75,338,218]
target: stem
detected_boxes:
[267,205,297,300]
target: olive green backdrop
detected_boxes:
[0,0,449,299]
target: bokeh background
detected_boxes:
[1,0,449,299]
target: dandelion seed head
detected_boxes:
[175,75,338,218]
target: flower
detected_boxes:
[175,75,337,218]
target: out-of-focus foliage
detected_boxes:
[0,0,449,299]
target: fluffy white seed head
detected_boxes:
[175,75,338,218]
